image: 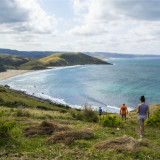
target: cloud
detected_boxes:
[0,0,29,23]
[69,0,160,44]
[0,0,57,35]
[68,24,108,36]
[65,0,160,54]
[111,0,160,21]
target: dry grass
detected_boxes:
[48,129,94,144]
[23,120,72,137]
[94,135,144,152]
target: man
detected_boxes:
[98,107,103,116]
[120,103,128,123]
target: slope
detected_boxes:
[20,52,111,70]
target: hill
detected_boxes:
[0,48,54,59]
[1,48,160,59]
[0,54,31,72]
[0,85,160,159]
[19,52,111,70]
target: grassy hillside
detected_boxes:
[0,85,160,159]
[20,52,111,70]
[0,54,31,72]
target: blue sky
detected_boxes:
[0,0,160,55]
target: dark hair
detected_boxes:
[140,96,145,102]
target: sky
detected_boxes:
[0,0,160,55]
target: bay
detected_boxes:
[1,58,160,113]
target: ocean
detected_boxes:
[0,58,160,113]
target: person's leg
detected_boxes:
[122,115,125,121]
[140,125,143,135]
[125,114,126,123]
[140,121,145,137]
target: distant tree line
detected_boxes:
[0,63,6,72]
[0,55,31,72]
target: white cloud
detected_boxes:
[0,0,57,36]
[66,0,160,54]
[0,0,160,54]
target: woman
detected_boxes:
[137,96,149,138]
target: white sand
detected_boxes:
[0,70,32,81]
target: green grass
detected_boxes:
[0,54,31,71]
[19,52,110,70]
[0,85,160,159]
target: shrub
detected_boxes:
[70,111,76,118]
[71,103,98,122]
[76,112,84,120]
[0,110,5,117]
[0,86,6,92]
[99,114,124,127]
[60,109,67,113]
[16,109,31,117]
[0,97,4,103]
[82,103,98,122]
[36,105,50,111]
[0,119,16,145]
[3,101,13,107]
[145,109,160,127]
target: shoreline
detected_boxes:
[0,70,33,81]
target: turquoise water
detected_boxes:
[1,58,160,113]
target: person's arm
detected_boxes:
[147,105,149,118]
[137,104,140,114]
[120,107,121,114]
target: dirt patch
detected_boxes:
[23,120,72,137]
[94,135,146,152]
[15,119,39,125]
[51,119,75,125]
[48,129,94,144]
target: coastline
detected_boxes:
[0,70,33,81]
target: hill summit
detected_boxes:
[20,52,111,70]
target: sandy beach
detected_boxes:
[0,70,32,81]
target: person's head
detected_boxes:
[123,103,125,106]
[140,96,145,102]
[99,107,101,109]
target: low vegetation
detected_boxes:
[99,114,124,127]
[48,129,94,145]
[145,108,160,127]
[0,54,31,72]
[71,103,98,122]
[0,85,160,159]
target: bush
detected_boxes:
[0,97,4,104]
[0,119,16,145]
[16,109,31,117]
[145,109,160,127]
[82,103,98,122]
[60,109,67,113]
[36,105,50,111]
[0,111,5,117]
[71,103,98,122]
[99,114,124,127]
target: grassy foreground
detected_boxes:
[0,85,160,160]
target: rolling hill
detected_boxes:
[0,54,31,72]
[19,52,111,70]
[1,48,160,59]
